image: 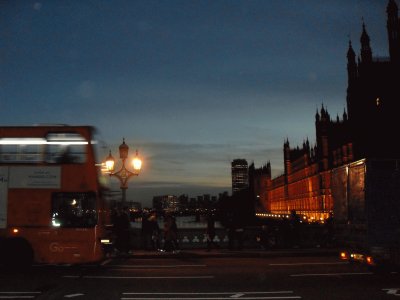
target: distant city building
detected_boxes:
[251,0,400,221]
[178,194,189,211]
[231,159,249,194]
[127,201,142,211]
[152,195,180,212]
[151,193,223,213]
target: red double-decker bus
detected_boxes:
[0,125,112,266]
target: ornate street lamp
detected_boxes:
[105,138,142,206]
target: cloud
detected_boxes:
[77,80,96,99]
[33,2,42,11]
[126,180,185,189]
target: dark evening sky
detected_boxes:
[1,1,390,206]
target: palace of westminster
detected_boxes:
[248,0,400,220]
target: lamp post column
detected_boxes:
[121,187,127,205]
[104,138,142,207]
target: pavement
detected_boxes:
[123,247,340,259]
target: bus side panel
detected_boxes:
[61,165,98,192]
[7,190,52,227]
[17,227,104,264]
[0,166,8,229]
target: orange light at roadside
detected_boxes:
[340,252,348,260]
[366,256,374,265]
[12,228,19,234]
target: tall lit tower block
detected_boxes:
[231,159,249,194]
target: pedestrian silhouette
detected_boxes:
[148,212,161,251]
[114,207,131,256]
[163,214,179,253]
[141,212,151,250]
[206,213,218,251]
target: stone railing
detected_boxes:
[128,227,262,250]
[124,219,331,251]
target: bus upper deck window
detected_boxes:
[45,133,88,164]
[0,143,42,163]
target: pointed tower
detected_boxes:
[266,161,271,179]
[343,1,400,160]
[346,40,357,121]
[360,22,373,63]
[315,105,330,170]
[387,0,400,62]
[283,139,292,178]
[315,108,320,122]
[343,108,348,121]
[347,40,357,83]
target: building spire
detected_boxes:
[387,0,400,62]
[360,20,373,63]
[347,39,357,83]
[315,106,320,122]
[343,108,348,121]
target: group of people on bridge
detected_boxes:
[110,209,220,255]
[141,212,180,253]
[111,209,181,254]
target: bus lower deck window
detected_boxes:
[51,192,97,228]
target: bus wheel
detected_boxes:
[3,238,34,268]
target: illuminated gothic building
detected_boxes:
[251,0,400,220]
